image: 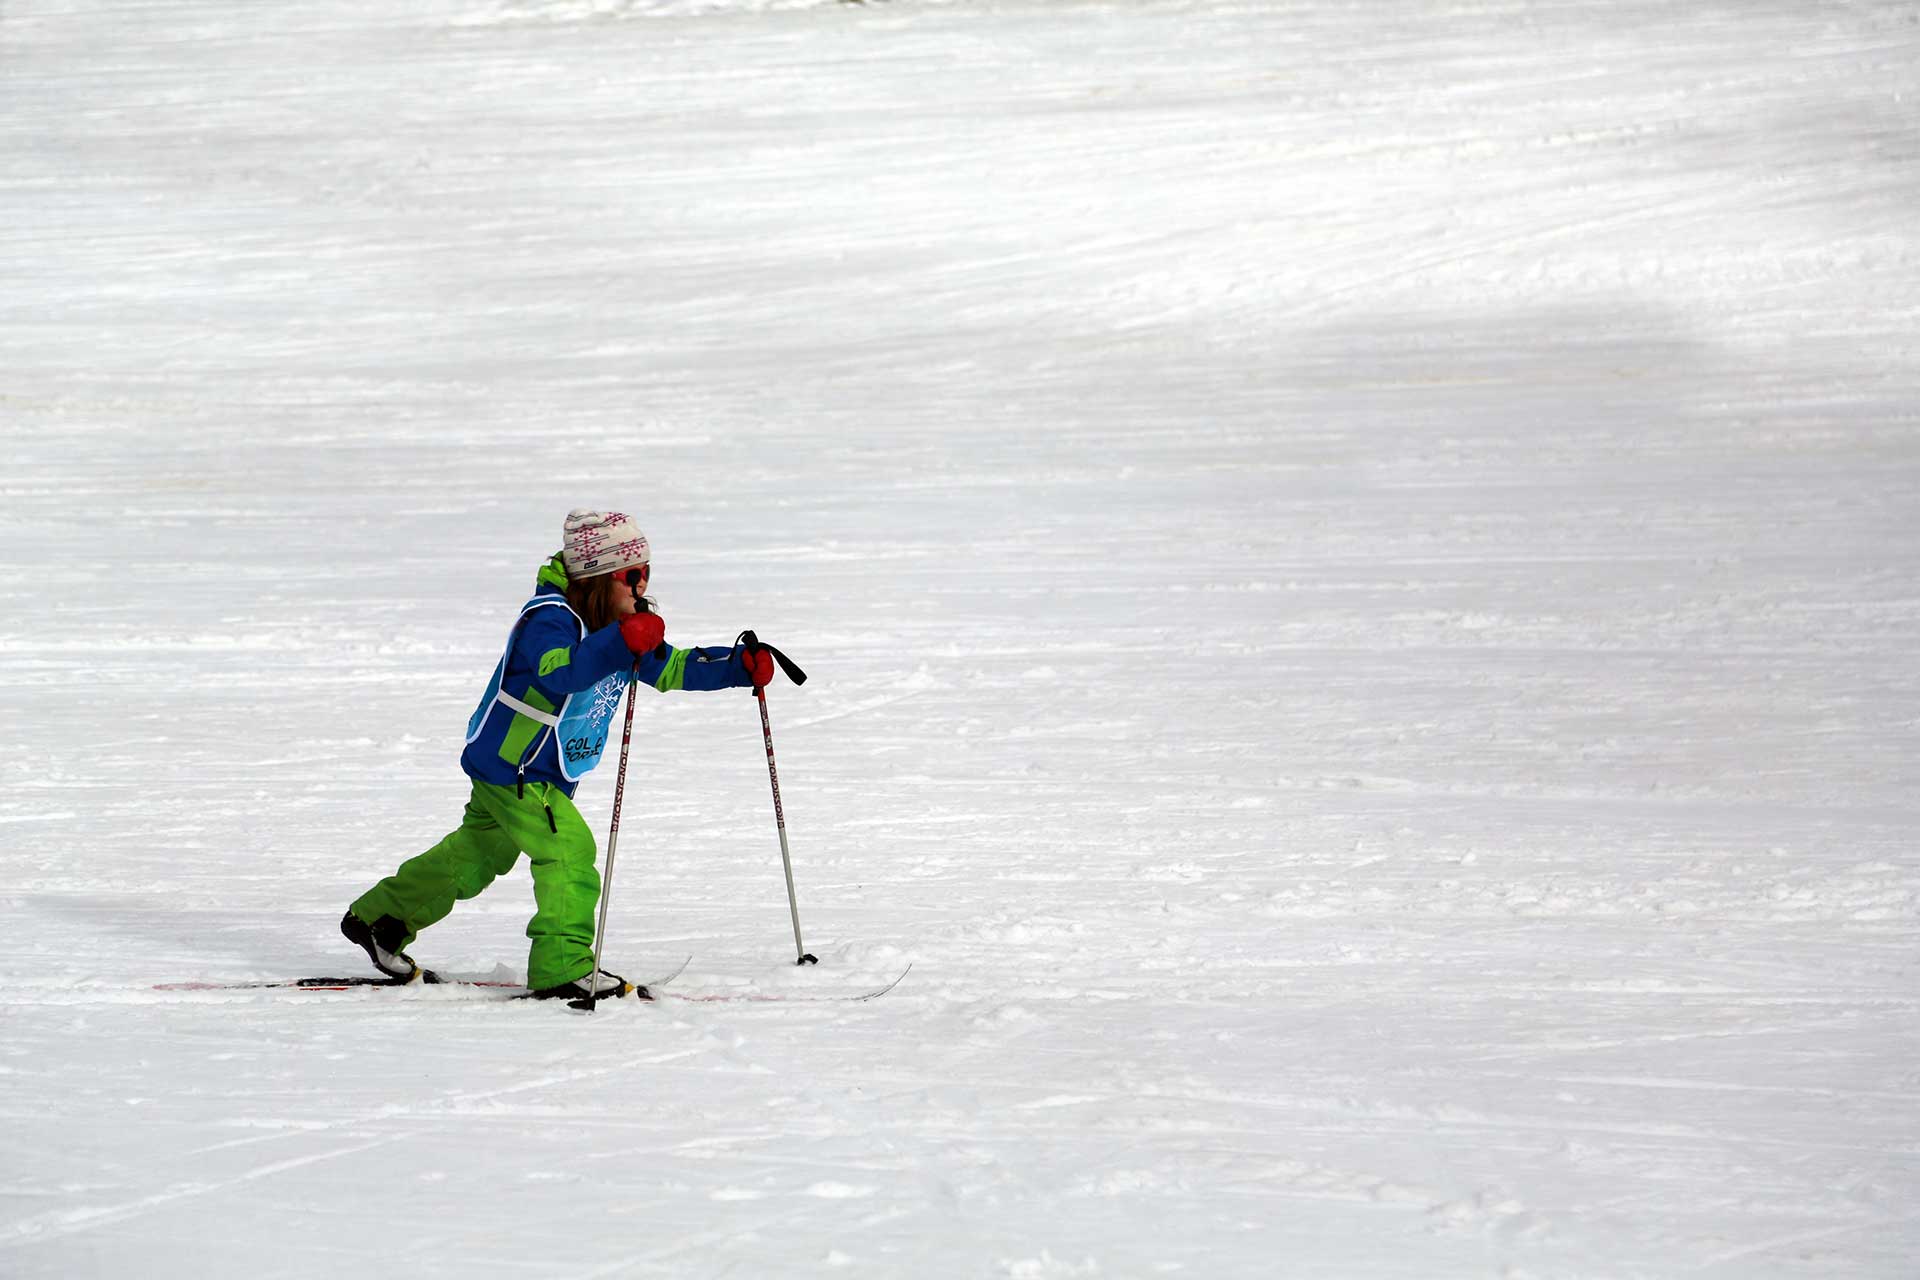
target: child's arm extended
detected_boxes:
[523,610,755,695]
[636,642,756,693]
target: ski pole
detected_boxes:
[757,684,816,966]
[574,660,640,1013]
[738,631,814,965]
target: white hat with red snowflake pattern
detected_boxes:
[561,508,650,578]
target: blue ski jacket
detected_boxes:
[461,557,755,797]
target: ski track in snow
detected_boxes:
[3,0,1919,1277]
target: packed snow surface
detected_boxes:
[3,1,1917,1276]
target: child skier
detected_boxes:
[340,508,781,1000]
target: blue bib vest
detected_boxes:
[465,596,628,788]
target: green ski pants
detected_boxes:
[350,779,600,990]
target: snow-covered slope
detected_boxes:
[2,2,1916,1276]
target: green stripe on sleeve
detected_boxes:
[538,647,572,677]
[652,647,690,692]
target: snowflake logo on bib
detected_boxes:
[556,672,627,776]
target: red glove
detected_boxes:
[742,642,774,688]
[619,612,665,655]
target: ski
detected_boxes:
[153,959,909,1004]
[156,955,692,998]
[659,964,912,1004]
[155,975,515,992]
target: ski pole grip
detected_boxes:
[737,630,809,687]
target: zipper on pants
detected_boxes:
[514,728,560,834]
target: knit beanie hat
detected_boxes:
[561,508,650,578]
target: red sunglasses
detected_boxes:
[618,564,651,588]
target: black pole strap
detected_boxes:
[736,629,808,687]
